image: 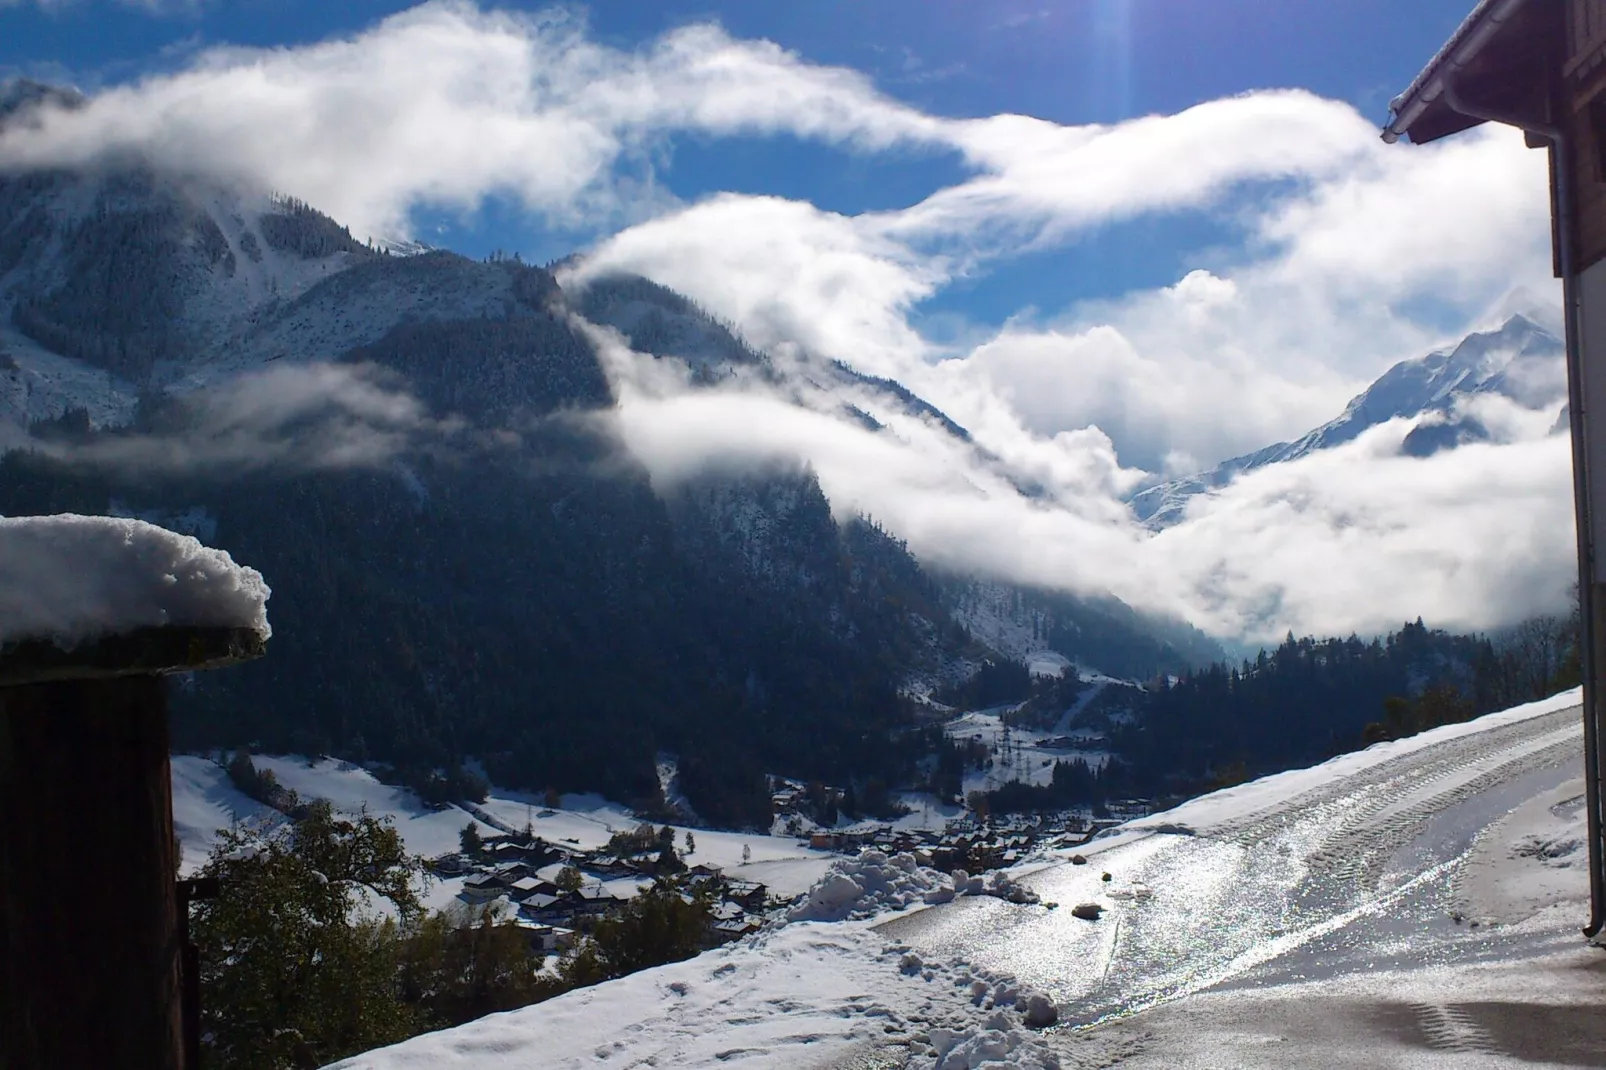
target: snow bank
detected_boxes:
[327,918,1062,1070]
[0,514,270,646]
[788,851,1041,923]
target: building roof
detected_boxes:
[1383,0,1556,144]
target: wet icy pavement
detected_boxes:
[876,704,1598,1064]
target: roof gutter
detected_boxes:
[1382,0,1531,143]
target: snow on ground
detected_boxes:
[0,514,271,646]
[946,706,1111,796]
[322,689,1597,1070]
[172,752,488,909]
[892,793,967,832]
[1079,919,1606,1070]
[0,324,138,439]
[174,756,835,901]
[171,755,280,874]
[1458,776,1589,927]
[1025,651,1069,678]
[474,788,838,897]
[1115,687,1584,839]
[327,920,1063,1070]
[251,755,499,860]
[789,851,1041,923]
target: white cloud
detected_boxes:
[0,2,947,238]
[586,326,1573,642]
[1152,424,1575,638]
[39,364,460,474]
[0,2,1573,639]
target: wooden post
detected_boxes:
[0,626,265,1070]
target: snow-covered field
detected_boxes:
[171,755,279,873]
[170,755,839,906]
[323,688,1602,1069]
[471,787,839,897]
[945,706,1112,796]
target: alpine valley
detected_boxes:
[0,80,1569,827]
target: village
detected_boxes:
[427,781,1159,959]
[430,825,774,955]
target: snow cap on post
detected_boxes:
[0,514,270,685]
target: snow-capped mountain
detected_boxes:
[1129,312,1567,528]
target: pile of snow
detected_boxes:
[329,920,1062,1070]
[789,851,1041,923]
[0,515,270,646]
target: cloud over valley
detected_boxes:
[0,1,1574,643]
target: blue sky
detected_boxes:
[2,0,1480,313]
[0,0,1575,637]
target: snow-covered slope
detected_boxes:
[1130,313,1567,528]
[942,575,1222,682]
[171,755,279,874]
[170,755,840,900]
[319,689,1591,1070]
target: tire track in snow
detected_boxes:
[1214,707,1579,866]
[1410,1003,1503,1056]
[1307,731,1578,891]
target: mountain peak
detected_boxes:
[0,79,86,128]
[1483,285,1563,337]
[1129,311,1567,526]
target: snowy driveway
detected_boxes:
[879,695,1606,1067]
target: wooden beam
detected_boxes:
[0,625,266,1070]
[0,675,183,1068]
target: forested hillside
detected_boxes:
[1115,617,1581,798]
[0,146,1229,827]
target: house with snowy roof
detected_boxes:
[711,916,761,941]
[724,880,767,911]
[462,871,513,899]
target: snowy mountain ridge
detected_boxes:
[1129,311,1567,528]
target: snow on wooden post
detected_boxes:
[0,516,270,1070]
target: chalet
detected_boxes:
[488,839,561,867]
[711,916,762,941]
[724,880,768,912]
[688,862,725,880]
[491,860,534,882]
[462,871,512,899]
[585,857,638,878]
[429,852,470,876]
[708,900,743,921]
[509,920,577,953]
[809,831,841,850]
[570,883,624,917]
[516,893,565,922]
[509,876,559,901]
